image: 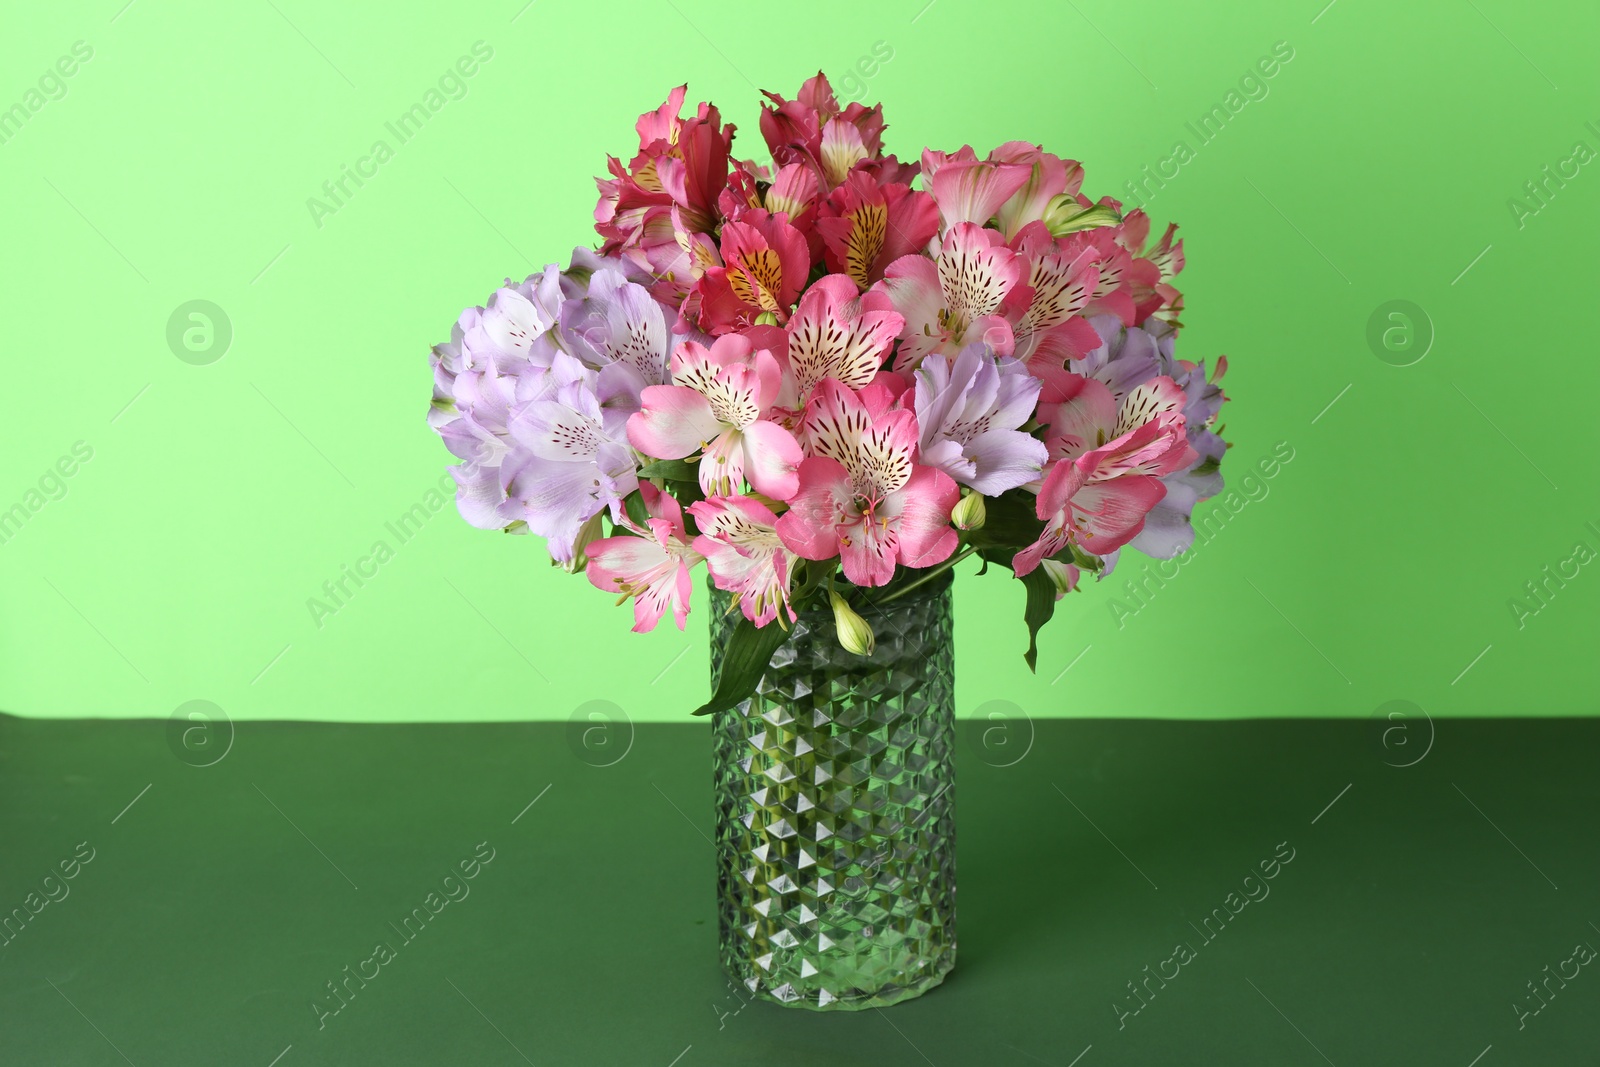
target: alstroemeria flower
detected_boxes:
[1116,209,1186,327]
[760,72,918,192]
[1014,375,1195,572]
[1126,350,1227,558]
[688,209,810,335]
[777,380,959,587]
[554,264,710,422]
[913,344,1049,495]
[720,160,822,260]
[1059,226,1138,326]
[585,483,702,632]
[430,257,646,549]
[920,145,1033,230]
[867,222,1028,370]
[628,334,803,499]
[595,85,733,248]
[453,267,565,374]
[777,274,904,409]
[1039,373,1194,473]
[989,142,1084,240]
[1065,314,1168,402]
[689,495,798,627]
[817,170,940,288]
[1007,222,1104,372]
[502,355,640,563]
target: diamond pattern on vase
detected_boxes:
[710,575,957,1010]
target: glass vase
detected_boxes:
[708,573,957,1010]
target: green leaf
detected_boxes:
[637,458,700,482]
[787,558,836,614]
[622,492,651,528]
[975,548,1058,670]
[692,615,791,716]
[1019,565,1058,672]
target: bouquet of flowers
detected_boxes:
[427,73,1228,713]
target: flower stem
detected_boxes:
[877,547,977,604]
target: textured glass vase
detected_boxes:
[709,574,957,1010]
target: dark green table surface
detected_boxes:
[2,714,1596,1066]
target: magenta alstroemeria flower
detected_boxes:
[759,72,918,193]
[817,170,940,289]
[777,380,959,587]
[628,334,803,499]
[1014,375,1195,573]
[913,344,1049,495]
[585,483,703,632]
[866,222,1028,370]
[689,495,798,627]
[595,85,733,250]
[688,209,810,335]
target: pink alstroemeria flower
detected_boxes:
[1007,221,1104,370]
[920,145,1033,231]
[689,495,799,627]
[1014,376,1195,573]
[777,274,905,408]
[988,142,1085,240]
[585,483,703,632]
[867,222,1028,371]
[1117,209,1186,327]
[628,334,803,499]
[777,380,959,587]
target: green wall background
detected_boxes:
[2,0,1596,722]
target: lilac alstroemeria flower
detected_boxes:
[429,251,672,561]
[501,353,639,562]
[913,343,1049,495]
[1127,352,1227,559]
[558,265,711,422]
[1073,313,1164,401]
[1063,315,1228,563]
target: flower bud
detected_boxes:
[951,490,986,531]
[1040,559,1080,600]
[559,512,607,574]
[830,590,876,657]
[1043,194,1120,236]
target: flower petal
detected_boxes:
[775,456,851,560]
[740,419,803,499]
[929,155,1033,229]
[962,427,1050,495]
[888,465,960,568]
[628,385,721,459]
